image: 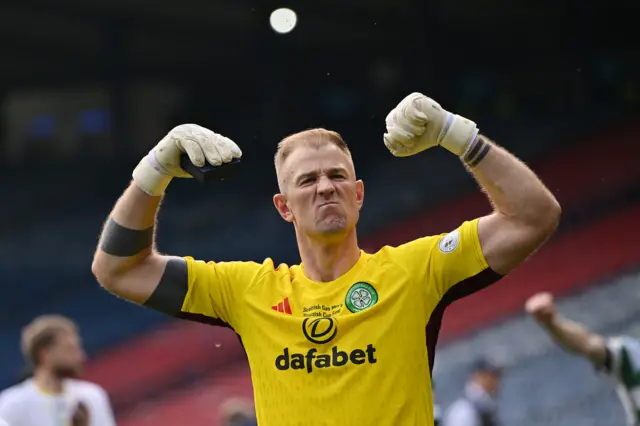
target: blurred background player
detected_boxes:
[526,291,640,426]
[434,397,442,424]
[443,358,502,426]
[219,397,257,426]
[0,315,116,426]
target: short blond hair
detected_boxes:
[274,128,352,189]
[21,315,78,365]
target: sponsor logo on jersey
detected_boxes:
[302,317,337,344]
[345,282,378,313]
[275,345,377,373]
[274,316,377,373]
[271,297,292,315]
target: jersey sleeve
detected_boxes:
[181,257,262,331]
[601,336,640,381]
[390,219,500,302]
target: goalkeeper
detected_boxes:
[92,93,560,425]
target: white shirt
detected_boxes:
[444,398,480,426]
[0,378,116,426]
[601,336,640,426]
[444,382,496,426]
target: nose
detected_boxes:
[316,175,336,198]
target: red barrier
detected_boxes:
[118,369,253,426]
[83,322,245,406]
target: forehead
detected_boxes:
[54,329,80,345]
[282,144,354,179]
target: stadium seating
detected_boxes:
[116,370,254,426]
[82,323,246,413]
[432,271,640,426]
[1,116,638,422]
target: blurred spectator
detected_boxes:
[0,315,115,426]
[433,380,442,426]
[219,397,257,426]
[434,403,442,426]
[444,358,502,426]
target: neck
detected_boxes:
[33,368,63,394]
[297,228,361,282]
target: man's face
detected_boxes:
[475,370,502,395]
[43,331,86,378]
[274,144,364,239]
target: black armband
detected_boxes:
[100,218,153,257]
[464,136,492,167]
[143,258,189,315]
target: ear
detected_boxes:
[355,179,364,211]
[273,193,294,223]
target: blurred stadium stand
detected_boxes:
[0,0,638,424]
[434,272,640,426]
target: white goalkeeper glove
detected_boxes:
[383,92,479,157]
[132,124,242,196]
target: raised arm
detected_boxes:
[463,136,560,274]
[384,93,560,276]
[525,292,607,366]
[91,124,242,315]
[91,183,185,310]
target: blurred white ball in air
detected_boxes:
[270,8,297,34]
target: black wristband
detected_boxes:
[464,136,491,167]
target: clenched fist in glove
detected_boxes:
[132,124,242,196]
[384,93,479,157]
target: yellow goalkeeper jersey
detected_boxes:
[181,219,501,425]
